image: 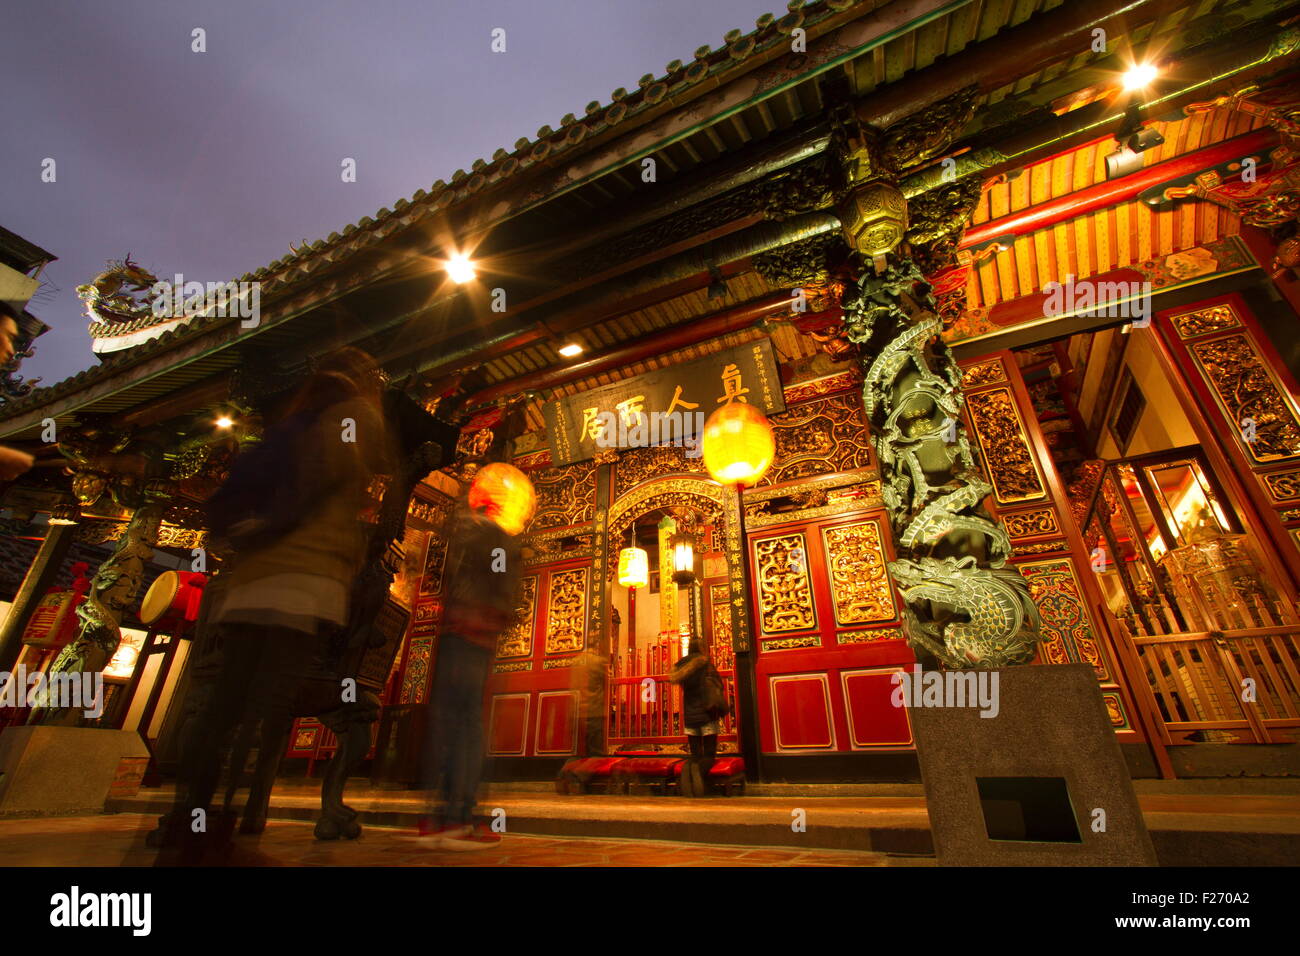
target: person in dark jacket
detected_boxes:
[669,638,724,797]
[413,470,528,849]
[155,347,393,863]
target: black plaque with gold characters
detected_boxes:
[542,338,785,466]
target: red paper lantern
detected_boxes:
[702,403,776,487]
[617,547,649,589]
[469,462,536,535]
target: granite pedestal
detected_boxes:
[0,726,150,814]
[908,663,1157,865]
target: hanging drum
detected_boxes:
[139,570,207,629]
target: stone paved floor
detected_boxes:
[0,813,936,867]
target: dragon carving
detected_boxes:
[76,256,160,326]
[29,501,166,726]
[841,257,1040,668]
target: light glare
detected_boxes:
[1122,62,1158,91]
[447,252,476,283]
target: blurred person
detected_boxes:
[573,626,610,757]
[412,467,527,850]
[0,302,35,480]
[157,347,392,862]
[669,638,729,798]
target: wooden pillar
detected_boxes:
[0,521,76,675]
[723,483,763,781]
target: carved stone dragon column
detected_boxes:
[29,426,171,725]
[30,496,167,725]
[831,108,1041,670]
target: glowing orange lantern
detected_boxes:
[469,462,536,535]
[702,403,775,487]
[617,546,649,589]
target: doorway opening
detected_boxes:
[606,505,738,754]
[1012,327,1300,746]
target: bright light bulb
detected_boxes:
[1122,62,1158,91]
[558,342,583,358]
[215,416,234,429]
[446,253,476,283]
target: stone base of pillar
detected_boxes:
[0,726,149,814]
[909,663,1157,865]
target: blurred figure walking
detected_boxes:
[413,463,529,850]
[669,639,729,797]
[157,348,392,862]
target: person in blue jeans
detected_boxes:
[414,468,527,850]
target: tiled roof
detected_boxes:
[0,0,863,421]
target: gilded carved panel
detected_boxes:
[1018,558,1108,681]
[761,394,874,486]
[1189,334,1300,463]
[781,370,858,405]
[761,634,820,652]
[399,635,433,704]
[532,461,597,529]
[545,567,589,655]
[838,627,904,644]
[1002,507,1060,539]
[709,583,735,672]
[965,387,1047,503]
[604,480,723,574]
[1171,304,1241,339]
[1264,468,1300,501]
[821,520,895,626]
[496,574,538,659]
[419,529,448,597]
[754,533,817,633]
[614,444,705,496]
[961,359,1007,388]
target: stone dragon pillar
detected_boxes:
[829,103,1041,670]
[29,427,170,726]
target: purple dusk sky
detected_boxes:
[2,0,778,389]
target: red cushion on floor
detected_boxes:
[707,756,745,777]
[625,757,685,776]
[562,757,624,776]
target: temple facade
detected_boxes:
[1,0,1298,784]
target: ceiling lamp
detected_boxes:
[468,462,536,536]
[558,342,584,358]
[701,403,776,488]
[1122,62,1159,92]
[446,252,476,284]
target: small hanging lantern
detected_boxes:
[468,462,536,536]
[702,402,776,488]
[671,527,696,586]
[617,545,649,589]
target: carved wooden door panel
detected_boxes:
[748,508,915,755]
[959,351,1152,750]
[1154,293,1300,592]
[484,559,588,760]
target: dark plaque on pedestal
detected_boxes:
[907,663,1157,866]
